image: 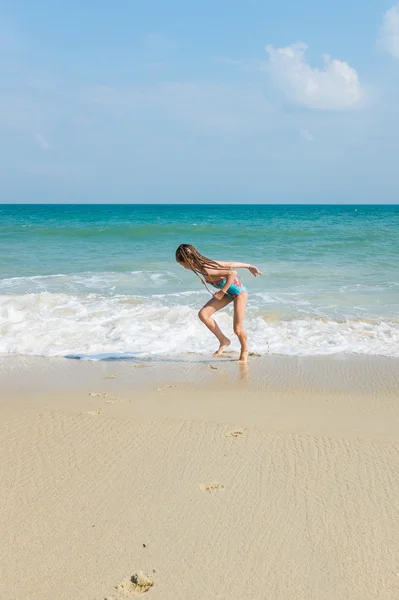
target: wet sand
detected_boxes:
[1,355,399,599]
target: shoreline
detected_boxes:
[2,352,399,390]
[1,354,399,599]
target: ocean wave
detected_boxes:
[1,292,398,358]
[0,271,184,295]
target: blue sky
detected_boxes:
[1,0,399,203]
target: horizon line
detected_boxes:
[1,203,398,207]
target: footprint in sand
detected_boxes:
[224,429,246,438]
[104,396,125,404]
[199,481,225,493]
[85,409,102,416]
[114,572,154,596]
[89,391,122,404]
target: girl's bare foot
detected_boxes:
[213,337,231,358]
[237,350,248,363]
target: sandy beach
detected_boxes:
[1,355,399,599]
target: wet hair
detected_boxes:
[175,244,226,294]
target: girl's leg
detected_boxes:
[198,296,232,357]
[233,293,248,362]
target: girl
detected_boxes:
[175,244,262,363]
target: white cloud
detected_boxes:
[34,133,51,149]
[265,43,363,110]
[300,128,314,141]
[378,3,399,58]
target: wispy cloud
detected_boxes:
[265,43,363,110]
[378,3,399,58]
[300,128,315,141]
[34,133,51,149]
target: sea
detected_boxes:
[1,204,398,359]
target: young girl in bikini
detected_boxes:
[175,244,262,363]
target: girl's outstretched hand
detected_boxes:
[248,265,262,277]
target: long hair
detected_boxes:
[175,244,225,294]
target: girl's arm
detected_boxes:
[217,271,237,296]
[217,261,262,276]
[202,267,237,297]
[217,261,250,268]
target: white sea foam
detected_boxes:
[0,271,183,295]
[1,292,398,358]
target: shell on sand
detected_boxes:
[116,572,153,595]
[224,429,245,438]
[199,481,225,493]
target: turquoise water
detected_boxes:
[1,204,398,357]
